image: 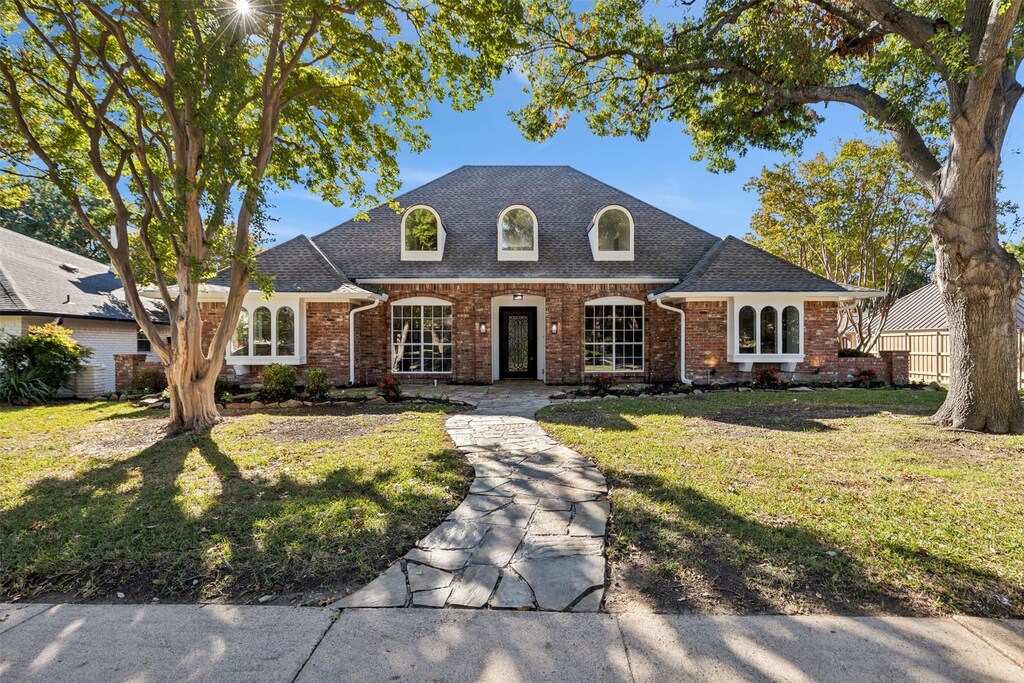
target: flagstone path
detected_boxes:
[334,383,609,612]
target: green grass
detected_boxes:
[0,401,470,603]
[538,389,1024,617]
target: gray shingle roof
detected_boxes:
[312,165,721,279]
[211,235,372,295]
[665,236,850,293]
[229,165,853,294]
[882,280,1024,331]
[0,227,164,322]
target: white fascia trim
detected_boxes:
[652,290,881,301]
[196,290,384,302]
[359,277,679,285]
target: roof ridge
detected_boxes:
[302,234,351,287]
[674,237,728,290]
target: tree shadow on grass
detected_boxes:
[1,426,469,604]
[606,469,1021,617]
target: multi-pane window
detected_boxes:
[737,304,800,355]
[229,306,296,359]
[391,304,453,373]
[597,207,631,252]
[136,328,152,353]
[584,304,644,372]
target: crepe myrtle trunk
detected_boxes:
[928,145,1024,433]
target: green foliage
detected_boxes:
[130,368,167,395]
[261,364,297,401]
[0,324,91,396]
[0,367,50,405]
[752,368,783,389]
[745,140,932,349]
[303,367,331,401]
[0,178,109,261]
[839,348,876,358]
[589,374,614,395]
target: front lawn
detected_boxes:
[0,401,470,605]
[538,390,1024,617]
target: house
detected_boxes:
[184,166,906,388]
[873,280,1024,387]
[0,227,166,395]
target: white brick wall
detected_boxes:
[0,315,25,338]
[13,316,166,395]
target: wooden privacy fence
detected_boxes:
[873,330,1024,388]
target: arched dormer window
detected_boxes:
[590,205,634,261]
[497,205,538,261]
[401,205,445,261]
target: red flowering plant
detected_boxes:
[752,367,783,389]
[378,374,402,402]
[590,373,614,395]
[856,368,878,388]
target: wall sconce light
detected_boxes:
[551,322,558,334]
[512,293,524,301]
[479,322,487,334]
[709,367,717,377]
[812,367,821,375]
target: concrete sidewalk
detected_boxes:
[1,603,1022,682]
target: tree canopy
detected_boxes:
[0,178,108,260]
[745,139,932,349]
[0,0,519,430]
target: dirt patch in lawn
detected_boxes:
[70,418,169,458]
[260,413,412,443]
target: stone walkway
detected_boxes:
[335,382,608,612]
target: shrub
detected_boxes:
[0,324,91,396]
[130,367,167,394]
[838,348,876,358]
[215,376,240,396]
[856,368,878,388]
[589,374,614,395]
[752,367,783,389]
[0,367,50,405]
[304,367,331,400]
[261,364,297,401]
[378,375,402,402]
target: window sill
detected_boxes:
[728,354,804,372]
[227,355,305,365]
[583,369,645,374]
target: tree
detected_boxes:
[745,140,933,350]
[0,0,517,431]
[514,1,1024,432]
[0,178,108,260]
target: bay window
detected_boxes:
[733,301,802,361]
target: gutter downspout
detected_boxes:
[349,297,384,385]
[656,297,692,384]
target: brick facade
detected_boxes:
[192,288,909,388]
[113,353,163,392]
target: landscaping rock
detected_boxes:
[225,403,248,411]
[281,399,303,408]
[367,396,387,405]
[788,386,813,392]
[249,401,265,410]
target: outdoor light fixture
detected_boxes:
[479,322,487,334]
[551,322,558,334]
[813,367,821,375]
[512,293,524,301]
[709,367,717,377]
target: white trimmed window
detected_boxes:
[229,304,298,361]
[589,205,634,261]
[497,205,539,261]
[584,297,644,372]
[391,298,453,373]
[733,302,802,366]
[401,205,446,261]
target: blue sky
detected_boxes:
[264,71,1024,247]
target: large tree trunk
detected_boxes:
[167,365,220,433]
[928,144,1024,433]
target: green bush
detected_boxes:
[262,364,297,401]
[0,324,91,397]
[752,367,784,389]
[130,367,167,394]
[838,348,876,358]
[378,374,402,402]
[589,374,614,395]
[304,367,331,400]
[0,367,50,405]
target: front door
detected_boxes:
[498,307,538,379]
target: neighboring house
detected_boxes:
[195,166,905,387]
[0,227,166,395]
[873,280,1024,387]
